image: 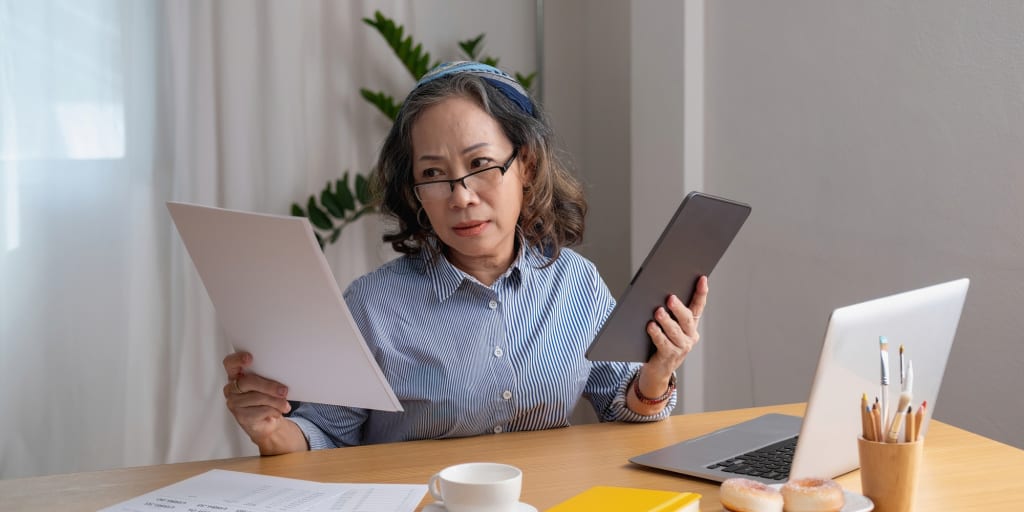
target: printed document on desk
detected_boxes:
[168,202,402,411]
[98,469,427,512]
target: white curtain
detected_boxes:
[0,0,410,479]
[2,0,535,480]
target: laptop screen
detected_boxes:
[791,278,969,479]
[629,278,969,483]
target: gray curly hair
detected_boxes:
[371,69,587,266]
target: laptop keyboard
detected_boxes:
[705,436,798,481]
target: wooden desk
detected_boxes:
[4,403,1023,511]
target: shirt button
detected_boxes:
[488,300,498,310]
[502,390,513,400]
[493,426,503,434]
[493,346,503,357]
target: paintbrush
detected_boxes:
[879,336,890,431]
[886,360,913,443]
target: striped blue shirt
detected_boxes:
[289,245,676,449]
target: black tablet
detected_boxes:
[585,191,751,362]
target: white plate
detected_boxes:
[423,502,537,512]
[768,484,874,512]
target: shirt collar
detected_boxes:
[426,236,546,303]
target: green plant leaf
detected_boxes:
[355,174,371,206]
[314,232,325,250]
[327,179,350,217]
[363,11,432,80]
[398,36,411,62]
[360,88,401,121]
[329,174,351,216]
[516,72,537,91]
[291,203,305,217]
[329,228,342,244]
[336,173,356,212]
[480,56,499,67]
[306,196,333,230]
[320,184,344,218]
[458,34,485,60]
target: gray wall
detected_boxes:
[549,1,1024,447]
[630,0,707,413]
[543,0,633,296]
[702,1,1024,448]
[543,0,632,424]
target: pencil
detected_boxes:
[871,403,882,442]
[879,337,890,431]
[914,400,927,441]
[905,405,916,442]
[861,393,872,441]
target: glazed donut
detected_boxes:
[780,477,844,512]
[720,478,784,512]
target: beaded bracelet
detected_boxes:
[632,371,677,405]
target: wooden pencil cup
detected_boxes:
[857,436,924,512]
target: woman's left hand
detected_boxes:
[643,275,709,382]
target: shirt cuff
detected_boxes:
[605,368,677,422]
[287,416,336,450]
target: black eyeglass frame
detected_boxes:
[412,147,520,202]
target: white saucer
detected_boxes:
[768,484,874,512]
[423,502,537,512]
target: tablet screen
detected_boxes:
[585,191,751,362]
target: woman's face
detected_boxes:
[410,96,527,273]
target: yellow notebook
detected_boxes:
[547,486,701,512]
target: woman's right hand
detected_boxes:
[223,351,307,454]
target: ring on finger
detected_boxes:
[693,315,701,321]
[233,379,243,394]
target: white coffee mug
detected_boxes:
[427,462,522,512]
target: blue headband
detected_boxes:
[413,61,535,116]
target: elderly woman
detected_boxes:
[222,62,709,455]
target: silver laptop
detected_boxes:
[630,278,969,483]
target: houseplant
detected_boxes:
[291,11,536,249]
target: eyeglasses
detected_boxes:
[413,148,519,203]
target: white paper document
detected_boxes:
[99,469,427,512]
[167,202,402,411]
